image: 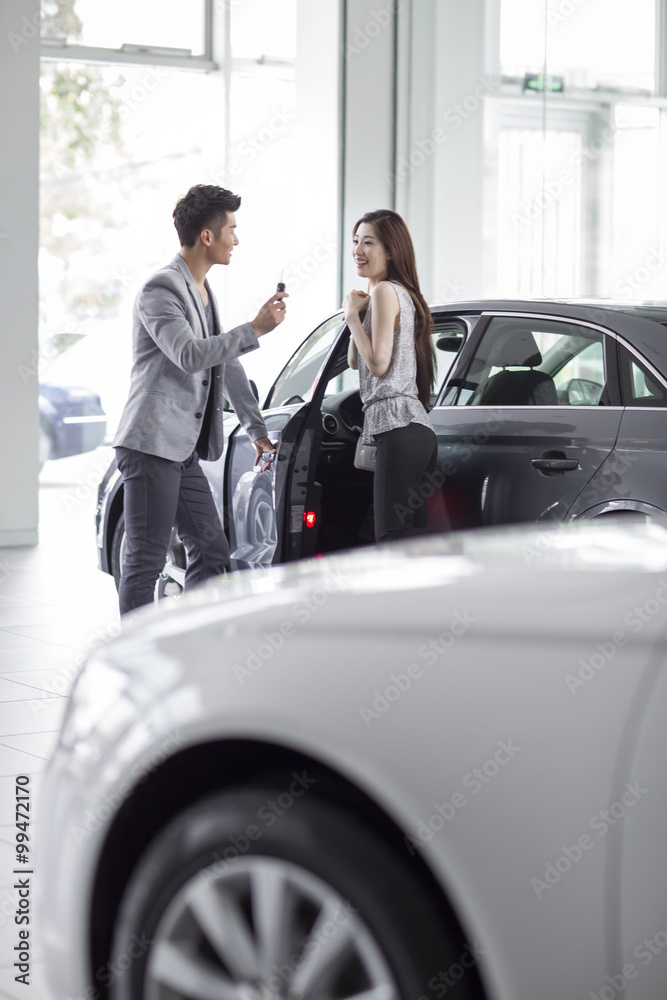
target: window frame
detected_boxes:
[437,311,624,407]
[617,336,667,407]
[40,0,216,71]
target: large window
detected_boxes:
[500,0,656,92]
[39,0,339,436]
[42,0,208,55]
[493,0,666,299]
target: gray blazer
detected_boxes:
[113,254,268,462]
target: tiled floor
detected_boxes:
[0,446,119,1000]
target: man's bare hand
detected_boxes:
[254,437,277,472]
[251,291,288,337]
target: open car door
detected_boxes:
[223,313,347,569]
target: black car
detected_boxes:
[96,299,667,595]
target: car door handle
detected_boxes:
[531,457,579,472]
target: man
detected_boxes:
[112,184,287,615]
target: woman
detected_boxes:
[344,209,437,542]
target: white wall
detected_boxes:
[0,0,40,546]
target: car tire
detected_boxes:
[110,512,125,591]
[110,514,186,599]
[109,784,478,1000]
[246,481,277,551]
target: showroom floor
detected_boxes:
[0,446,119,1000]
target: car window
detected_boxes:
[447,317,607,406]
[265,315,345,408]
[617,342,667,406]
[325,364,359,396]
[433,327,465,405]
[324,325,464,406]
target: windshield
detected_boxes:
[266,314,344,408]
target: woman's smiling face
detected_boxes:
[352,222,390,285]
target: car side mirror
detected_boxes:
[436,335,464,353]
[249,379,259,402]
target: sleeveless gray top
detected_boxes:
[358,281,434,444]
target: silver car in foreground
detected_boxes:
[42,520,667,1000]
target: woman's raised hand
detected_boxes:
[343,289,370,324]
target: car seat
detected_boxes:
[473,329,558,405]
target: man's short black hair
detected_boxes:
[173,185,242,247]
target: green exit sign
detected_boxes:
[523,73,565,93]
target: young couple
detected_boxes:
[114,186,435,616]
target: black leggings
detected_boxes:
[373,423,438,542]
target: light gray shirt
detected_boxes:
[358,280,434,444]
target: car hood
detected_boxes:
[101,518,667,683]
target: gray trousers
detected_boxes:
[115,447,228,615]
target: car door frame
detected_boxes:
[432,307,626,530]
[223,315,350,567]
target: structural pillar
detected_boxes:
[0,0,40,546]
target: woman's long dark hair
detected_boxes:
[353,209,435,409]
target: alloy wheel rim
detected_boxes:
[144,855,398,1000]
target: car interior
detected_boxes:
[470,329,558,406]
[451,319,609,407]
[306,326,463,554]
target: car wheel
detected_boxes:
[247,482,277,552]
[110,514,186,600]
[154,529,186,600]
[110,512,125,591]
[109,785,476,1000]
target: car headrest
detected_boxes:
[489,329,543,368]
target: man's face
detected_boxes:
[204,212,238,265]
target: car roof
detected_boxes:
[429,298,667,324]
[428,298,667,375]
